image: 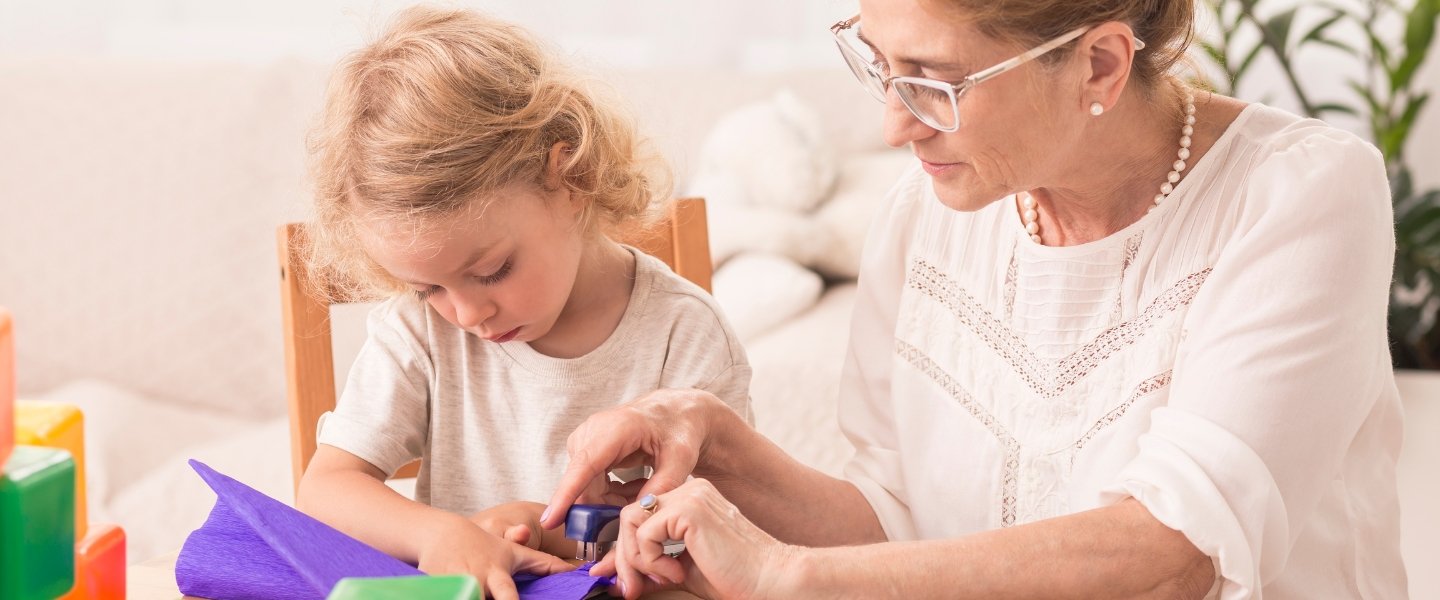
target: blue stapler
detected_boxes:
[565,504,622,562]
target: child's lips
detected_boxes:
[486,327,521,343]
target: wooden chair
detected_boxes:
[277,198,712,494]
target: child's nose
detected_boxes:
[452,295,495,330]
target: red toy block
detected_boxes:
[60,523,126,600]
[1,307,13,468]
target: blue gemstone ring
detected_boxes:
[639,493,659,514]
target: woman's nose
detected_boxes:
[881,89,935,148]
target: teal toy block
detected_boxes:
[326,575,481,600]
[1,445,77,600]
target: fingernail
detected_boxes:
[540,507,551,524]
[648,574,668,586]
[619,580,628,597]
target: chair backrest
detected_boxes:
[276,198,711,493]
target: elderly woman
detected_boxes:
[541,0,1406,597]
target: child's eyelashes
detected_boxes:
[474,259,513,286]
[412,259,513,300]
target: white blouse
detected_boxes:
[839,104,1407,598]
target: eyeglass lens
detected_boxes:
[834,38,887,102]
[894,82,958,130]
[834,26,960,131]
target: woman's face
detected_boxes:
[860,0,1082,212]
[360,183,587,346]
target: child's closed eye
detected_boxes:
[415,286,441,300]
[473,259,513,286]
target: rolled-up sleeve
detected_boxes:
[316,299,434,477]
[839,168,924,542]
[1102,132,1395,597]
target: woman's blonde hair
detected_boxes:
[926,0,1195,93]
[305,6,671,302]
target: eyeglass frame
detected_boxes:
[829,14,1144,132]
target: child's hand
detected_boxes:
[469,501,547,550]
[417,515,572,600]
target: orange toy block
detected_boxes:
[59,523,126,600]
[1,307,13,468]
[14,401,87,538]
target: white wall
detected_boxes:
[3,0,1432,183]
[0,0,853,70]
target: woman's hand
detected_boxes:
[602,479,801,600]
[417,513,574,600]
[541,388,730,531]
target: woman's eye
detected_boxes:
[475,260,513,286]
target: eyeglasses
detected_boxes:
[830,14,1136,132]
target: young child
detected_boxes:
[295,6,753,596]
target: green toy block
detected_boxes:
[326,574,481,600]
[1,445,77,600]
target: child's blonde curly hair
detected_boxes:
[305,6,671,302]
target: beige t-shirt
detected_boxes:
[318,247,753,515]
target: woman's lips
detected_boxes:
[919,159,963,176]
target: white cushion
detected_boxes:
[712,253,824,343]
[19,379,258,511]
[105,417,291,563]
[746,284,857,477]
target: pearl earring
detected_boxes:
[1089,102,1104,116]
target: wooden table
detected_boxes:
[127,552,698,599]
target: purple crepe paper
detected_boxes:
[515,562,616,599]
[176,459,423,600]
[176,459,617,600]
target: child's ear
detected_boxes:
[545,141,586,216]
[544,141,571,192]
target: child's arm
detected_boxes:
[296,445,572,590]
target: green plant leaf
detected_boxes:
[1396,204,1440,239]
[1300,10,1347,46]
[1396,249,1421,289]
[1235,40,1268,83]
[1367,28,1394,75]
[1393,0,1440,92]
[1410,189,1440,221]
[1397,92,1432,141]
[1393,168,1416,205]
[1264,7,1301,58]
[1311,36,1358,54]
[1313,102,1359,116]
[1347,79,1386,132]
[1199,40,1230,70]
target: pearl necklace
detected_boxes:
[1021,91,1197,245]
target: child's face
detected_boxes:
[361,183,587,344]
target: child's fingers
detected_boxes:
[503,524,532,547]
[513,545,575,576]
[485,572,520,600]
